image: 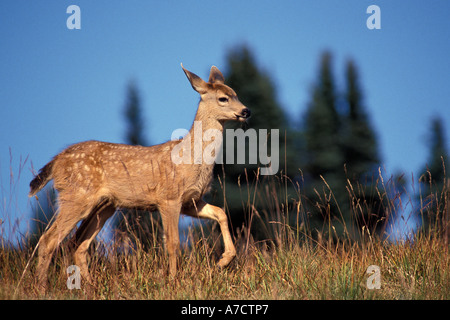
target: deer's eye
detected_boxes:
[218,97,229,103]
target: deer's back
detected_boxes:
[51,140,214,209]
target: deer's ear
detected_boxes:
[181,63,208,94]
[209,66,225,84]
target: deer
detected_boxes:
[29,64,251,291]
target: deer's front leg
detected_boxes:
[159,201,181,277]
[182,200,236,268]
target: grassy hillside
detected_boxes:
[1,171,449,300]
[1,229,448,299]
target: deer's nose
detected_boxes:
[241,108,251,118]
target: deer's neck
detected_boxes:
[184,101,224,168]
[190,101,224,134]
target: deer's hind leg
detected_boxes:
[72,199,116,285]
[36,198,95,291]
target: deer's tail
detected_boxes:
[29,160,55,197]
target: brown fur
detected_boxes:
[30,65,250,290]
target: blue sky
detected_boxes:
[1,1,450,240]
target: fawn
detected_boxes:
[29,64,251,290]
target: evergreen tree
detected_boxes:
[302,51,345,225]
[209,45,294,239]
[219,46,291,182]
[301,53,384,235]
[342,59,380,180]
[124,80,148,146]
[216,45,292,181]
[304,52,343,180]
[341,59,383,233]
[418,117,449,232]
[421,117,448,183]
[225,46,286,132]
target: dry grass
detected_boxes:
[1,164,449,300]
[1,230,448,300]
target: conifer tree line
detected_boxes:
[213,46,386,237]
[213,45,447,240]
